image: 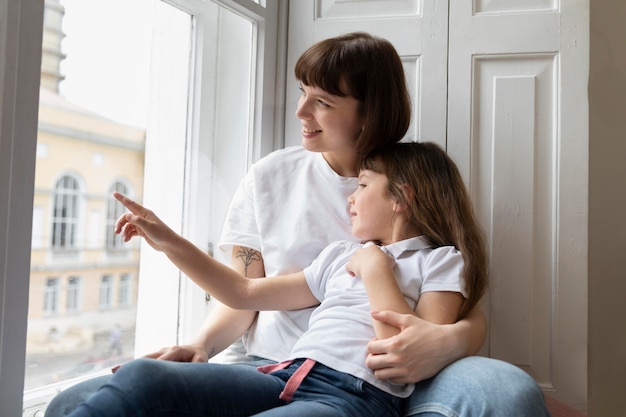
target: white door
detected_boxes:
[287,0,589,409]
[447,2,588,409]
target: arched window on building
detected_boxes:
[51,175,80,249]
[105,182,128,250]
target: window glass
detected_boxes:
[24,1,277,414]
[24,0,153,394]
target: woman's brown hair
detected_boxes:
[362,142,489,319]
[295,32,411,157]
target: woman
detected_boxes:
[69,141,484,416]
[46,32,548,417]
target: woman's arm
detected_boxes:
[114,192,318,312]
[143,246,265,362]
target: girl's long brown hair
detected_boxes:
[362,142,488,319]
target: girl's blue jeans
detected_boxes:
[48,356,550,417]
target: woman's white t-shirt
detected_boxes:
[219,146,359,361]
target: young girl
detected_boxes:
[68,142,488,417]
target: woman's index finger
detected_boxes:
[113,192,143,214]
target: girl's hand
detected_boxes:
[113,192,178,252]
[345,243,395,279]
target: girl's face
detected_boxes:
[348,169,398,245]
[295,83,363,156]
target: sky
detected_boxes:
[59,0,154,129]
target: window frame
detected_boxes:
[135,0,286,353]
[0,0,44,414]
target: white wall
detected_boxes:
[588,3,626,415]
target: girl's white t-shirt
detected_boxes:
[219,146,359,361]
[295,237,465,397]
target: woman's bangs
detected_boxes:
[295,49,348,97]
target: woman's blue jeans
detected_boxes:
[47,356,549,417]
[63,358,403,417]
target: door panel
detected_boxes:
[447,1,588,409]
[470,55,557,385]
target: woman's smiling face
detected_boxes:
[295,83,363,157]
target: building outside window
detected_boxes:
[23,0,146,397]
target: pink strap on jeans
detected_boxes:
[257,358,317,402]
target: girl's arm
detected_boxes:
[346,245,414,339]
[114,192,318,311]
[347,245,464,340]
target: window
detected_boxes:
[118,274,131,307]
[19,1,282,415]
[51,175,80,249]
[138,0,283,351]
[43,278,60,315]
[106,182,129,250]
[99,275,113,310]
[66,276,81,312]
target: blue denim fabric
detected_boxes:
[62,358,402,417]
[404,357,550,417]
[46,356,549,417]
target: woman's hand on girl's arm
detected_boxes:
[365,305,486,384]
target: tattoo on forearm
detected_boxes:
[235,248,261,276]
